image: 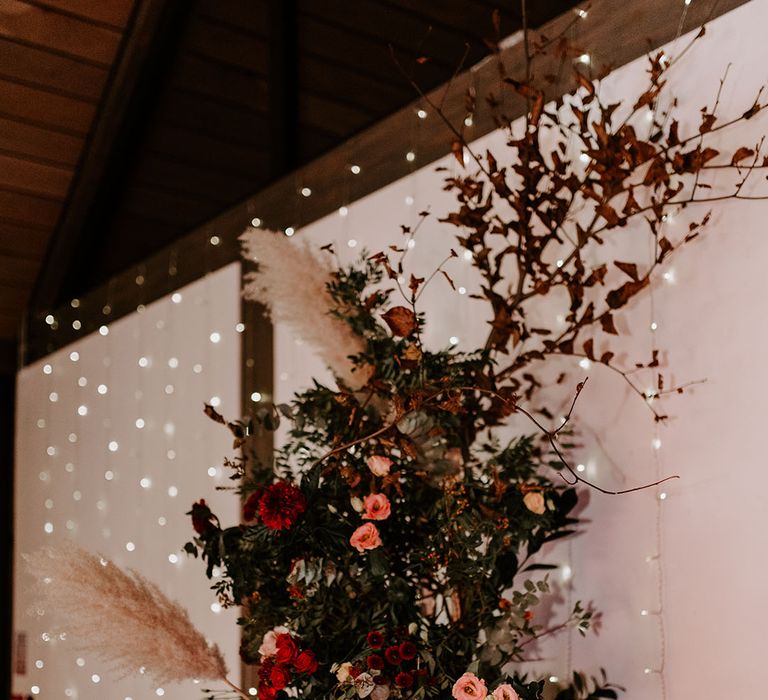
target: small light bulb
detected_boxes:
[405,195,414,206]
[168,553,179,564]
[458,286,466,295]
[70,351,79,361]
[45,314,55,325]
[300,186,312,197]
[209,235,220,246]
[164,384,174,395]
[78,376,87,386]
[91,674,101,683]
[578,53,590,64]
[99,324,109,335]
[251,391,262,402]
[417,109,427,119]
[97,384,108,395]
[210,332,221,344]
[576,463,586,473]
[210,602,222,613]
[108,440,119,452]
[158,516,166,526]
[407,239,416,249]
[251,217,262,227]
[140,477,152,489]
[464,115,473,127]
[210,396,221,407]
[650,321,658,331]
[49,392,58,402]
[171,292,182,304]
[641,609,649,616]
[449,336,459,345]
[31,686,40,695]
[284,226,295,237]
[168,485,178,497]
[208,466,217,477]
[579,358,590,369]
[44,522,53,534]
[138,356,149,368]
[43,363,52,374]
[549,676,559,683]
[659,492,668,500]
[579,152,590,164]
[104,470,114,481]
[406,151,416,162]
[578,8,588,18]
[652,438,662,450]
[193,363,203,373]
[347,238,358,248]
[350,164,361,174]
[125,542,135,552]
[235,323,245,333]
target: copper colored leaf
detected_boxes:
[382,306,417,337]
[576,72,595,96]
[583,338,595,360]
[600,351,615,364]
[606,278,649,309]
[204,403,225,424]
[614,261,639,281]
[699,112,716,134]
[531,91,544,127]
[451,140,465,167]
[409,274,425,297]
[731,147,755,165]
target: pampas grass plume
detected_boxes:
[240,229,372,390]
[25,546,229,686]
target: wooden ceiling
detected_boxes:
[0,0,581,358]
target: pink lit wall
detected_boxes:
[275,2,768,697]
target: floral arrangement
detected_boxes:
[26,8,767,700]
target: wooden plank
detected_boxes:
[0,219,50,257]
[0,253,40,287]
[30,0,136,29]
[28,0,196,314]
[156,88,270,147]
[170,54,269,113]
[23,0,751,363]
[117,183,225,226]
[0,117,83,167]
[0,78,95,135]
[298,14,450,88]
[300,92,375,135]
[133,152,258,203]
[146,122,270,178]
[0,0,122,65]
[184,16,269,76]
[197,0,269,36]
[300,0,486,68]
[0,189,60,228]
[0,37,107,101]
[0,153,71,199]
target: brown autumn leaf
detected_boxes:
[583,338,595,360]
[614,261,639,281]
[606,278,649,309]
[600,351,615,364]
[204,403,225,424]
[699,112,716,134]
[409,274,425,297]
[441,270,456,290]
[382,306,417,337]
[731,147,755,165]
[451,140,465,168]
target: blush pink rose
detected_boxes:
[363,493,391,520]
[350,522,382,552]
[452,672,487,700]
[492,684,519,700]
[258,625,290,658]
[367,455,393,477]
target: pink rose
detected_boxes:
[258,625,289,658]
[452,672,487,700]
[367,455,393,477]
[363,493,391,520]
[350,523,382,552]
[523,491,546,515]
[492,684,519,700]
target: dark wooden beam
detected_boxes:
[22,0,750,364]
[268,0,299,174]
[28,0,196,315]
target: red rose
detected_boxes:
[395,671,414,688]
[373,675,388,685]
[293,650,318,675]
[270,665,292,690]
[242,490,262,523]
[258,657,274,681]
[349,665,363,679]
[366,654,385,671]
[384,646,401,665]
[275,634,298,664]
[367,631,385,649]
[399,641,417,660]
[259,482,307,530]
[189,499,216,535]
[258,682,277,700]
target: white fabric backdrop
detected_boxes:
[13,263,242,699]
[275,2,768,697]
